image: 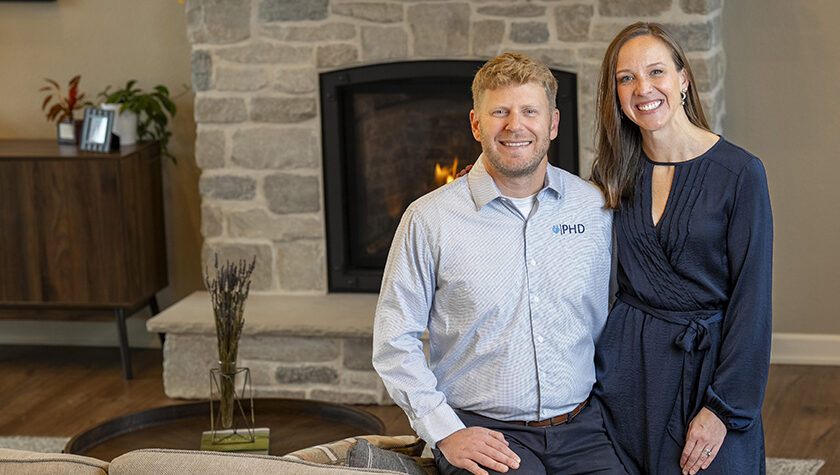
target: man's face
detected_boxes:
[470,82,559,178]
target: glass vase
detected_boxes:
[209,361,255,444]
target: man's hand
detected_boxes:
[680,407,727,475]
[437,427,521,475]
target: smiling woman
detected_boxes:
[590,22,774,475]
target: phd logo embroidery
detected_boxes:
[552,223,585,235]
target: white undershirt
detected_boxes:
[503,193,538,219]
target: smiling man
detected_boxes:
[373,53,625,475]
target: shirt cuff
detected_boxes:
[413,403,466,449]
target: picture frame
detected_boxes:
[79,107,115,153]
[57,120,79,145]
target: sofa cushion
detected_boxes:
[346,439,428,475]
[0,448,108,475]
[108,448,405,474]
[282,435,423,466]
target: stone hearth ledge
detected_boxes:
[147,291,378,338]
[147,291,396,404]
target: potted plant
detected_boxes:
[98,80,180,162]
[40,75,91,144]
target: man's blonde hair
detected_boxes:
[471,52,558,109]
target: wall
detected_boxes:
[0,0,202,347]
[723,1,840,342]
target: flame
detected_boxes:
[435,157,459,187]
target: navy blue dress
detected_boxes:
[594,138,773,474]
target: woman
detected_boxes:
[591,22,773,474]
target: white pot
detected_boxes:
[100,103,138,146]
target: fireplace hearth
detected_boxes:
[321,61,578,292]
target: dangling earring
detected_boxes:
[681,88,688,106]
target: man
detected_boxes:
[373,53,624,474]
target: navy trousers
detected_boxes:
[433,398,627,475]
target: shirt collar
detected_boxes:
[467,154,566,210]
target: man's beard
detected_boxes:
[482,134,551,178]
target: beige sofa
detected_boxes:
[0,435,435,475]
[0,448,409,475]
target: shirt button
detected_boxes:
[532,295,540,303]
[537,335,544,343]
[529,259,536,266]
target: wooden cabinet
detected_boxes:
[0,140,168,378]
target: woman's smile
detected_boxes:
[636,99,663,112]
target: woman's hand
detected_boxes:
[455,164,473,178]
[680,407,727,474]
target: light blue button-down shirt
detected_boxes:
[372,155,613,447]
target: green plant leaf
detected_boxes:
[92,80,179,162]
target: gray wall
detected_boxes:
[723,0,840,334]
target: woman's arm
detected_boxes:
[682,157,774,474]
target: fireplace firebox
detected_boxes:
[321,61,578,292]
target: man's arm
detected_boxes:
[373,206,464,447]
[372,205,465,445]
[372,206,520,474]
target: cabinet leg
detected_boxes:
[149,295,160,316]
[149,296,166,348]
[115,308,133,380]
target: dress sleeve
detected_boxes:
[704,158,773,431]
[372,206,466,447]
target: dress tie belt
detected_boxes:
[616,292,722,352]
[615,292,723,443]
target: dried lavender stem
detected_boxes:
[205,254,256,429]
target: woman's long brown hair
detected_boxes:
[590,22,710,209]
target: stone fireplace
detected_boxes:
[160,0,726,403]
[192,0,726,295]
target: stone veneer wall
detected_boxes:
[190,0,727,294]
[163,333,390,403]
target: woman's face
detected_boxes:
[615,34,688,134]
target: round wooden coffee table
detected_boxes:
[65,398,385,461]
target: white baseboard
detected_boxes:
[770,332,840,365]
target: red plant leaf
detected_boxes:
[68,83,78,109]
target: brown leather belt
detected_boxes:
[463,398,590,428]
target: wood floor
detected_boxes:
[0,346,837,472]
